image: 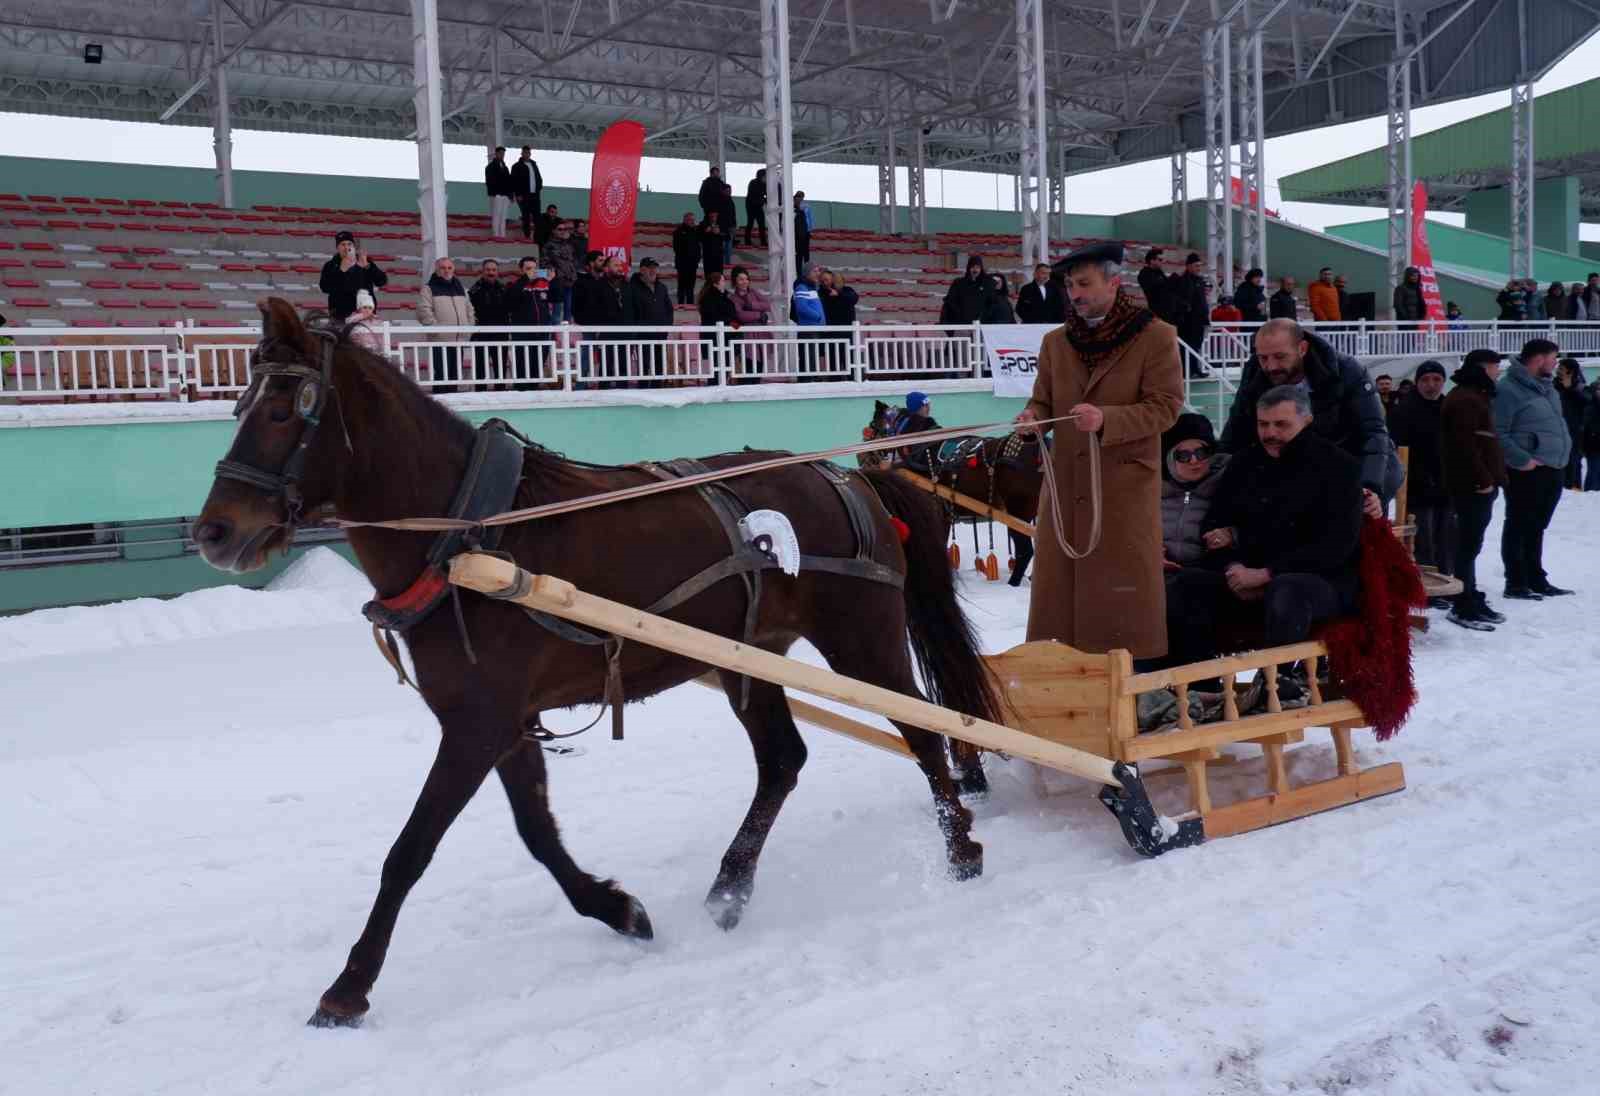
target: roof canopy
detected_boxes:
[1280,75,1600,218]
[1,0,1591,175]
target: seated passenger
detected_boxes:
[1160,412,1230,567]
[1166,385,1364,701]
[894,391,941,470]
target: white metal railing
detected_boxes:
[7,317,1600,405]
[1201,319,1600,367]
[0,321,989,402]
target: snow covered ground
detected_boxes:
[4,501,1598,1095]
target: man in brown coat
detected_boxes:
[1014,241,1184,662]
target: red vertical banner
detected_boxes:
[1411,181,1447,328]
[587,121,646,267]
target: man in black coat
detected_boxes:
[468,258,512,373]
[570,251,615,328]
[1166,385,1365,699]
[1137,248,1170,320]
[939,256,992,324]
[671,213,700,305]
[1219,318,1402,506]
[319,231,388,320]
[1169,252,1211,373]
[1387,360,1452,581]
[624,258,675,382]
[1234,268,1267,322]
[698,166,724,220]
[510,146,544,241]
[1268,276,1298,319]
[745,169,768,247]
[485,147,514,238]
[1016,263,1067,324]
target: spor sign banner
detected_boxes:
[586,121,646,266]
[987,324,1058,397]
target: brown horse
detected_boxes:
[193,299,1003,1028]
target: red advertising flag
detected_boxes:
[1410,181,1447,327]
[586,121,646,267]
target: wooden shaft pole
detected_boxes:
[451,553,1120,786]
[894,469,1037,536]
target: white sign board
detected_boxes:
[986,324,1058,398]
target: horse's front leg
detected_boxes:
[1008,529,1034,587]
[309,725,501,1028]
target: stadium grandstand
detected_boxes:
[4,0,1600,611]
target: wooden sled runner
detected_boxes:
[449,553,1404,853]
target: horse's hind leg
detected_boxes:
[705,671,808,931]
[1008,530,1034,587]
[495,738,652,940]
[812,632,982,881]
[310,726,498,1028]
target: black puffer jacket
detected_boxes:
[1233,279,1267,322]
[1219,330,1399,498]
[1386,389,1447,506]
[939,273,992,324]
[1203,430,1365,601]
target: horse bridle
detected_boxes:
[214,329,340,526]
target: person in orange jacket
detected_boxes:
[1308,267,1341,321]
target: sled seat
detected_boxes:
[985,640,1404,840]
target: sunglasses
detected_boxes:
[1172,446,1214,463]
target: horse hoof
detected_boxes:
[704,887,750,932]
[307,992,368,1029]
[618,896,654,942]
[949,843,984,882]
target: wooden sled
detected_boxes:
[449,554,1404,852]
[1392,445,1463,630]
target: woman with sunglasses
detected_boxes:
[1160,412,1231,568]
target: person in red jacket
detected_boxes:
[1210,295,1243,328]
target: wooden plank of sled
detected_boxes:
[1118,700,1365,763]
[1199,762,1406,839]
[893,469,1036,537]
[691,673,914,760]
[984,641,1120,759]
[1120,641,1331,696]
[451,554,1121,786]
[1420,568,1464,597]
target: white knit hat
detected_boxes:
[354,289,375,311]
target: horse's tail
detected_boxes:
[862,469,1003,725]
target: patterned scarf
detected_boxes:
[1063,288,1155,367]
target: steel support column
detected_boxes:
[1203,23,1231,296]
[1016,0,1048,267]
[411,0,449,269]
[210,0,233,209]
[1237,25,1266,277]
[486,32,503,154]
[1509,78,1535,280]
[879,130,898,235]
[1385,60,1412,294]
[1049,141,1066,245]
[710,59,727,173]
[909,125,928,236]
[1171,146,1188,248]
[761,0,796,316]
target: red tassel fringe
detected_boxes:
[1313,515,1427,741]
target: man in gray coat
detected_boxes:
[1494,337,1573,599]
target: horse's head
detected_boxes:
[194,298,348,573]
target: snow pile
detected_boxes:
[265,545,371,596]
[2,498,1599,1094]
[0,547,371,665]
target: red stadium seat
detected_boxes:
[182,299,220,310]
[96,244,131,254]
[0,258,21,269]
[165,281,203,291]
[85,280,122,290]
[3,277,41,288]
[31,258,66,268]
[221,263,254,272]
[12,219,45,229]
[10,296,51,308]
[127,199,157,207]
[147,261,183,272]
[160,200,188,208]
[127,279,163,291]
[132,246,168,256]
[142,298,178,309]
[95,197,126,205]
[109,261,144,271]
[100,298,139,309]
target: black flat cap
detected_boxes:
[1052,239,1125,276]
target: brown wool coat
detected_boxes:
[1023,317,1184,657]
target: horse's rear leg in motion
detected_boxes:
[1008,530,1034,587]
[816,633,983,881]
[309,728,499,1028]
[706,671,808,931]
[495,738,652,940]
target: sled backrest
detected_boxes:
[984,641,1129,760]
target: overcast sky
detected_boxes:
[6,30,1597,239]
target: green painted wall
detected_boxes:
[0,154,1110,240]
[0,542,358,615]
[1113,203,1501,319]
[1327,218,1597,291]
[0,391,1024,530]
[1462,177,1581,256]
[1581,241,1600,264]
